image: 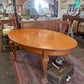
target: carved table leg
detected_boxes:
[40,51,49,84]
[9,41,17,61]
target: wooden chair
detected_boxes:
[56,20,71,35]
[56,20,71,60]
[62,15,78,37]
[1,19,15,51]
[0,13,4,24]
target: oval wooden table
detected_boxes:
[8,28,77,83]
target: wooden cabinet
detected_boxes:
[19,18,59,31]
[48,20,58,31]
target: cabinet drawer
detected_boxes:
[39,21,48,29]
[21,22,37,28]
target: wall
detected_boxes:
[57,0,74,19]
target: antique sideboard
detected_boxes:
[19,18,59,31]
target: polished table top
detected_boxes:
[8,28,77,83]
[8,28,77,51]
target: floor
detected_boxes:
[0,35,17,83]
[71,36,84,63]
[0,49,17,84]
[0,34,84,84]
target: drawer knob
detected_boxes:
[40,24,44,26]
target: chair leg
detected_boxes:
[1,39,3,51]
[9,41,17,61]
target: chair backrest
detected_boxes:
[56,20,71,35]
[1,19,15,35]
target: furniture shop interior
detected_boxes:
[0,0,84,84]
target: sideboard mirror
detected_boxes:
[22,0,54,16]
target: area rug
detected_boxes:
[10,50,84,84]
